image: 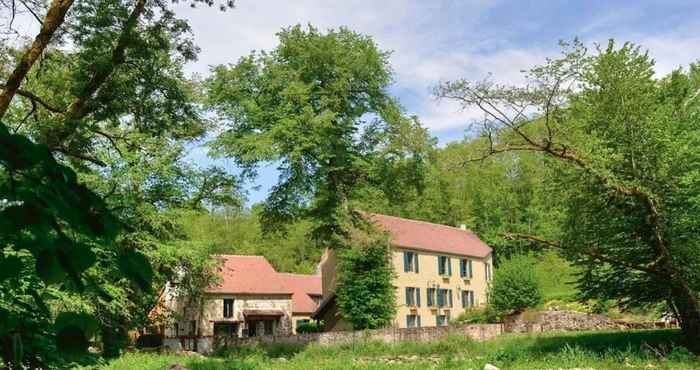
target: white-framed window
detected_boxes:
[403,251,419,273]
[405,287,421,306]
[406,314,421,328]
[438,256,452,276]
[461,290,475,308]
[460,259,473,278]
[223,298,234,318]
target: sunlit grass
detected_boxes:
[86,329,699,370]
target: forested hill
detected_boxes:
[179,134,565,272]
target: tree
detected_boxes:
[488,254,542,315]
[436,40,700,352]
[206,24,431,244]
[335,226,396,329]
[0,0,236,365]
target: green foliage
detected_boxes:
[454,307,499,324]
[206,24,432,243]
[0,0,238,366]
[488,254,543,315]
[436,39,700,351]
[335,226,396,330]
[93,330,699,370]
[295,321,323,334]
[175,208,321,274]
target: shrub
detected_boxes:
[296,321,323,334]
[335,227,396,330]
[488,254,542,315]
[454,307,499,324]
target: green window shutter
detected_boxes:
[468,260,473,278]
[403,252,409,272]
[406,315,410,328]
[427,288,434,306]
[459,259,465,277]
[448,289,453,307]
[447,257,452,276]
[405,287,411,305]
[414,253,419,273]
[416,287,421,307]
[417,315,421,327]
[437,256,443,274]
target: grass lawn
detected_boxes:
[82,329,700,370]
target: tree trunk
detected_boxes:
[0,0,74,119]
[670,282,700,353]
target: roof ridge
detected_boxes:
[278,272,320,277]
[369,212,474,233]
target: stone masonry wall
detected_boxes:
[503,310,657,333]
[213,323,503,353]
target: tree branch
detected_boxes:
[62,0,147,123]
[0,0,73,119]
[0,83,65,113]
[52,146,106,167]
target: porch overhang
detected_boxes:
[242,309,285,320]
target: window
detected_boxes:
[406,314,421,328]
[438,256,451,276]
[214,322,239,337]
[403,251,420,273]
[436,314,449,326]
[485,262,492,281]
[436,288,453,307]
[405,287,421,306]
[427,287,435,306]
[223,298,234,318]
[462,290,475,308]
[264,320,274,335]
[460,259,473,278]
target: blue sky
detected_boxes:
[175,0,700,205]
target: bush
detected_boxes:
[454,307,499,324]
[335,227,396,330]
[489,254,542,315]
[296,321,323,334]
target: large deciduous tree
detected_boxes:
[436,40,700,352]
[0,0,236,366]
[206,24,432,243]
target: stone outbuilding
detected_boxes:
[162,255,319,352]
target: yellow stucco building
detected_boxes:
[314,213,493,330]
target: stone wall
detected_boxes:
[212,323,503,353]
[503,310,657,333]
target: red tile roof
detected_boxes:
[206,255,291,295]
[367,213,492,258]
[278,273,322,314]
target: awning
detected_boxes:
[242,309,284,319]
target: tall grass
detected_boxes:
[87,330,699,370]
